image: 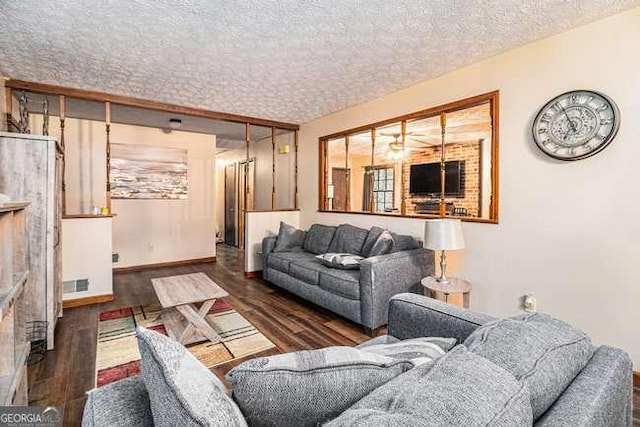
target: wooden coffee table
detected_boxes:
[151,272,229,345]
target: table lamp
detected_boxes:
[424,219,465,284]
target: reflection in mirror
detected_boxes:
[444,102,492,219]
[403,115,442,216]
[326,137,346,211]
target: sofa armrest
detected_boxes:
[535,345,632,427]
[82,376,153,427]
[358,248,434,329]
[387,293,496,342]
[262,235,277,256]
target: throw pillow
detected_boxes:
[390,232,421,252]
[360,226,385,257]
[316,253,364,270]
[226,346,413,427]
[357,336,457,366]
[136,327,247,427]
[325,345,532,426]
[273,221,305,253]
[366,229,394,257]
[303,224,337,254]
[464,312,595,420]
[327,224,369,255]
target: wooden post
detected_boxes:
[294,130,299,209]
[369,128,376,212]
[439,112,447,217]
[271,127,276,210]
[105,102,111,212]
[59,95,67,216]
[400,120,407,215]
[345,135,350,212]
[4,87,12,131]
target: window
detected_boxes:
[370,166,394,213]
[319,91,499,223]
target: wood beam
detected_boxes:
[369,128,375,212]
[271,127,276,210]
[59,95,67,216]
[5,79,299,130]
[439,112,447,217]
[400,120,407,215]
[105,102,111,212]
[294,130,299,209]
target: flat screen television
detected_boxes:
[409,161,464,196]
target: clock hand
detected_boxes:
[559,104,578,135]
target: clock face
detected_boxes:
[532,90,620,161]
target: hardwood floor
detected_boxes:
[28,244,372,425]
[27,244,640,426]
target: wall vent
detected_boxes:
[63,278,89,294]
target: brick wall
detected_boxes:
[403,141,481,217]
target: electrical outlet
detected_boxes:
[522,294,537,313]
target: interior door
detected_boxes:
[332,168,349,211]
[224,163,237,246]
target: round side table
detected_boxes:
[421,276,472,309]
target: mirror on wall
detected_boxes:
[319,91,498,223]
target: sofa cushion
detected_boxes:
[319,269,361,300]
[136,327,247,427]
[390,232,421,253]
[289,260,322,285]
[360,226,384,257]
[267,252,317,274]
[316,253,365,270]
[367,229,394,257]
[327,224,369,255]
[266,253,291,273]
[273,221,306,253]
[325,345,532,426]
[303,224,337,254]
[464,312,594,420]
[358,336,457,366]
[82,376,153,427]
[226,346,413,427]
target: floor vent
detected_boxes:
[63,278,89,294]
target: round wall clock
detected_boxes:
[532,90,620,161]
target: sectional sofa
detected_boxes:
[82,293,633,426]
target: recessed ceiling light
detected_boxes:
[168,118,182,129]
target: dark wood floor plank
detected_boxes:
[25,244,640,426]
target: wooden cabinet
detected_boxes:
[0,202,30,405]
[0,132,62,350]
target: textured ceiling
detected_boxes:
[1,1,639,124]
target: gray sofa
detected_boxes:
[262,223,434,334]
[83,293,633,427]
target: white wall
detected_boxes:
[298,8,640,366]
[245,211,300,272]
[62,218,113,299]
[110,125,217,268]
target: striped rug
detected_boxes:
[95,299,275,387]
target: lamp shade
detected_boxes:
[424,219,465,250]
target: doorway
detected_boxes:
[224,163,237,246]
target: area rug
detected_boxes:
[95,299,275,387]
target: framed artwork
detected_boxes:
[110,144,188,199]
